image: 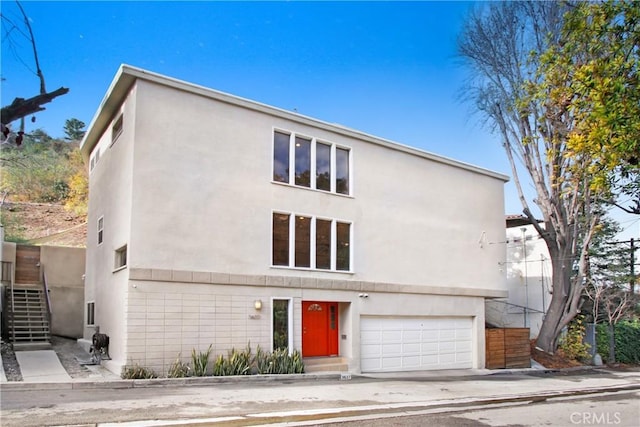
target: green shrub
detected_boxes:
[121,363,157,379]
[254,346,304,374]
[214,343,305,376]
[213,344,252,376]
[614,320,640,363]
[596,320,640,364]
[227,345,252,375]
[213,354,226,376]
[168,354,190,378]
[596,323,609,360]
[558,315,591,362]
[191,344,213,376]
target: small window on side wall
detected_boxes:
[87,302,95,326]
[111,113,123,144]
[97,216,104,245]
[114,245,127,270]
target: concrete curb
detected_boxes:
[0,372,346,391]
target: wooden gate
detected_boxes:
[486,328,531,369]
[15,245,41,284]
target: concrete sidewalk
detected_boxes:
[1,340,120,385]
[14,350,71,382]
[1,365,639,427]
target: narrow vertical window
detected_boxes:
[111,113,123,144]
[273,299,290,351]
[295,137,311,187]
[295,216,311,268]
[87,302,95,326]
[315,219,331,269]
[272,213,290,266]
[336,222,351,271]
[316,142,331,191]
[97,216,104,245]
[273,131,290,183]
[336,147,350,195]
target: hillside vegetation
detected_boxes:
[1,122,88,247]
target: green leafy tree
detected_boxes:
[459,1,607,353]
[63,118,86,141]
[587,219,634,309]
[536,1,640,213]
[585,217,639,362]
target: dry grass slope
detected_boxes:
[0,201,87,247]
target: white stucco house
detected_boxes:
[80,65,509,376]
[486,215,552,338]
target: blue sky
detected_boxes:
[1,0,638,236]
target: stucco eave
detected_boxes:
[81,64,509,182]
[79,67,136,162]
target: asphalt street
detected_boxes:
[1,368,639,426]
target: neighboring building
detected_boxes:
[80,65,509,375]
[486,215,552,338]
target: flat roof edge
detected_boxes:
[82,64,510,182]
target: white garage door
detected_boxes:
[361,316,473,372]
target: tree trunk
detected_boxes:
[536,270,567,352]
[535,239,584,354]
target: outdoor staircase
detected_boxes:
[304,356,349,373]
[4,244,52,350]
[6,286,52,349]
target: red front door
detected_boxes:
[302,301,339,357]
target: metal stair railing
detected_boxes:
[42,265,52,337]
[1,261,15,341]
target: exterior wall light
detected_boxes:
[254,299,263,310]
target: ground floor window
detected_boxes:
[86,302,95,326]
[272,298,292,351]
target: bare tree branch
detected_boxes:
[1,87,69,125]
[15,0,45,94]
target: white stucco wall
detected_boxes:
[126,79,506,291]
[40,245,86,338]
[84,85,137,365]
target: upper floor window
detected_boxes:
[90,147,101,172]
[111,113,123,145]
[273,130,351,195]
[272,212,352,272]
[97,216,104,245]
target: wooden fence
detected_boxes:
[486,328,531,369]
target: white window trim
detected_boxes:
[271,210,353,273]
[113,244,127,272]
[271,297,294,353]
[111,113,124,146]
[272,127,353,197]
[97,216,104,246]
[86,301,95,326]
